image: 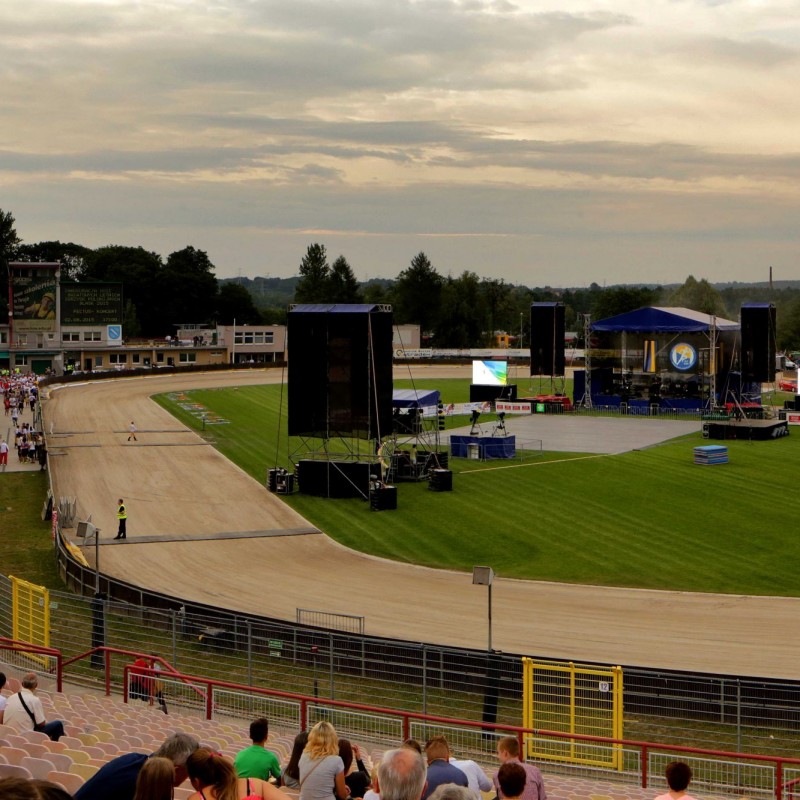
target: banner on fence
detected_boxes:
[496,401,532,415]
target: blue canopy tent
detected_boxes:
[392,389,440,409]
[577,307,741,412]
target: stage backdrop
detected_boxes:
[288,304,393,440]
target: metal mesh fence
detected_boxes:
[4,567,800,762]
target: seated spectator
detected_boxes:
[422,737,467,800]
[449,754,492,799]
[377,747,427,800]
[428,787,473,800]
[492,736,546,800]
[402,740,422,754]
[186,748,285,800]
[2,673,65,741]
[235,718,281,782]
[74,731,200,800]
[340,739,371,798]
[281,730,308,789]
[654,761,698,800]
[299,721,348,800]
[133,757,176,800]
[0,672,7,723]
[497,764,526,800]
[0,777,72,799]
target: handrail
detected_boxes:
[5,636,800,800]
[0,637,63,692]
[111,660,800,799]
[60,645,206,701]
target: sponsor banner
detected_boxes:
[61,282,123,326]
[11,267,58,332]
[496,400,532,414]
[786,412,800,426]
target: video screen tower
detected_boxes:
[287,304,393,498]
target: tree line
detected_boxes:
[3,207,800,347]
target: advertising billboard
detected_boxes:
[10,264,58,333]
[60,283,123,326]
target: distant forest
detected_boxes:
[2,208,799,348]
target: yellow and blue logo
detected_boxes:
[670,343,697,370]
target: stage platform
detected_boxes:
[702,419,789,441]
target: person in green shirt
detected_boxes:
[234,718,282,781]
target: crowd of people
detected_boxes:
[0,374,45,471]
[0,705,700,800]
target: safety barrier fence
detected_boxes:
[4,638,800,800]
[5,554,800,762]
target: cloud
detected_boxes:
[1,0,800,285]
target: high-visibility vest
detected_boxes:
[117,504,127,520]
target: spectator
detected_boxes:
[280,730,308,789]
[492,737,546,800]
[428,788,473,800]
[654,761,697,800]
[2,673,65,741]
[449,754,492,799]
[497,764,526,800]
[133,757,176,800]
[299,721,348,800]
[129,654,151,701]
[402,741,422,754]
[0,672,6,723]
[0,777,72,799]
[377,747,427,800]
[340,740,371,798]
[74,731,200,800]
[422,737,467,800]
[186,748,284,800]
[234,718,281,782]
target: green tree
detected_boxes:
[295,243,331,303]
[16,241,92,281]
[328,256,362,303]
[0,208,20,272]
[86,245,164,336]
[667,276,726,316]
[217,281,262,325]
[435,271,486,347]
[393,252,443,333]
[592,285,662,321]
[480,278,515,338]
[122,298,141,339]
[163,246,219,327]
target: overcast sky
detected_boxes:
[2,0,799,285]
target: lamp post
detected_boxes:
[472,566,495,652]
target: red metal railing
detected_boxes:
[5,637,800,800]
[0,637,63,692]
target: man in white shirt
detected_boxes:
[450,757,493,799]
[3,672,65,740]
[0,672,7,723]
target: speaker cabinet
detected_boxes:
[741,303,776,382]
[288,304,393,440]
[530,302,565,376]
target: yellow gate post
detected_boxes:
[10,576,50,667]
[522,657,623,770]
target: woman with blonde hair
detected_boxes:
[186,748,284,800]
[299,721,349,800]
[134,757,175,800]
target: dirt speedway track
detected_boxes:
[44,367,800,680]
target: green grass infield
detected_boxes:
[154,380,800,597]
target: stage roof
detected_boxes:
[591,306,738,333]
[392,389,440,408]
[290,303,386,313]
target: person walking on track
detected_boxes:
[128,420,138,441]
[115,498,128,540]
